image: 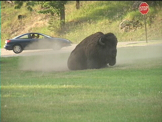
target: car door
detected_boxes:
[28,33,41,49]
[35,34,52,49]
[15,34,34,49]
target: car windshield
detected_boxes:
[19,35,29,39]
[40,34,52,38]
[12,34,28,39]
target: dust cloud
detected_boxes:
[116,44,162,68]
[24,39,62,50]
[18,43,162,72]
[19,39,73,72]
[19,40,74,72]
[19,52,70,72]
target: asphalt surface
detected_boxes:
[1,40,162,72]
[1,40,162,57]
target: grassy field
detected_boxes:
[1,1,162,121]
[1,45,162,122]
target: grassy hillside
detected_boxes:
[1,1,162,47]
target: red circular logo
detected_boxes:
[139,2,149,15]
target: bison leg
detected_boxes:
[87,59,107,69]
[68,59,86,70]
[86,59,96,69]
[67,50,87,70]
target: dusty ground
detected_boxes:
[1,40,162,72]
[1,40,162,57]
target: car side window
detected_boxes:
[38,35,44,39]
[30,34,44,39]
[42,35,49,39]
[31,34,37,39]
[19,35,29,39]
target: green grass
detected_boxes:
[1,54,162,122]
[1,1,162,47]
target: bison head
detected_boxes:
[98,33,118,66]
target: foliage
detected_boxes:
[14,1,36,11]
[14,1,67,31]
[38,1,67,32]
[48,16,61,34]
[38,1,67,16]
[124,10,141,21]
[0,1,1,48]
[143,1,162,7]
[1,1,162,47]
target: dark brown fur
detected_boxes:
[67,32,118,70]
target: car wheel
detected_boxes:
[13,45,23,54]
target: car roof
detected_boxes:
[23,32,51,37]
[11,32,70,42]
[12,32,52,39]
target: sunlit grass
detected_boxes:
[1,85,92,90]
[1,55,162,122]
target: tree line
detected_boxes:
[7,1,162,33]
[14,1,80,28]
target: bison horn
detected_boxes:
[98,37,105,46]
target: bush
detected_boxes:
[48,16,61,35]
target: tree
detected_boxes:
[14,1,36,11]
[76,0,80,9]
[38,1,67,27]
[14,1,67,29]
[142,1,162,7]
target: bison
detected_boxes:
[67,32,118,70]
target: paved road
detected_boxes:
[1,40,162,57]
[1,44,77,57]
[1,40,162,72]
